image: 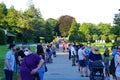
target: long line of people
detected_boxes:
[3,42,120,80]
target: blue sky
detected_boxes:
[0,0,120,24]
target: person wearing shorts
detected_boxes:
[78,44,88,77]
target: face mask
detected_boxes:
[24,51,29,56]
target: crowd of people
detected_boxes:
[3,43,58,80]
[3,41,120,80]
[66,42,120,80]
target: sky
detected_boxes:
[0,0,120,24]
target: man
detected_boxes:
[71,44,76,66]
[4,44,16,80]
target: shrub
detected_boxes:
[0,29,6,45]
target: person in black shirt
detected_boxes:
[104,47,110,78]
[15,49,25,80]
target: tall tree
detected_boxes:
[0,2,7,28]
[6,6,18,31]
[93,34,98,41]
[79,23,91,41]
[46,18,58,36]
[112,10,120,37]
[59,15,74,37]
[97,23,111,36]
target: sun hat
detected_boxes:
[92,46,100,54]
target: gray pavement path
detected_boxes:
[44,52,89,80]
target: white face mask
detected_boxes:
[24,51,29,56]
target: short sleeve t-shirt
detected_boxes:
[20,53,41,80]
[78,48,85,60]
[4,50,15,71]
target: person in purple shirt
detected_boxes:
[20,46,44,80]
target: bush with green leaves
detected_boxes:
[0,29,6,45]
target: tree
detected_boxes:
[68,19,79,41]
[79,23,91,41]
[46,18,58,36]
[0,2,7,28]
[59,15,74,37]
[109,34,116,41]
[93,34,98,41]
[6,6,19,31]
[97,23,111,36]
[111,10,120,37]
[17,4,43,43]
[44,21,54,42]
[101,35,107,40]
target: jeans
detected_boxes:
[4,69,13,80]
[38,66,45,80]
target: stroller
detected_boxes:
[90,60,104,80]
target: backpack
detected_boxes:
[109,57,115,75]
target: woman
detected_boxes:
[103,47,110,78]
[37,44,46,80]
[16,49,25,80]
[20,46,44,80]
[115,46,120,80]
[88,46,102,71]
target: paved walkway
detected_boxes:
[44,51,89,80]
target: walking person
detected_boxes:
[103,47,110,79]
[4,44,16,80]
[20,46,44,80]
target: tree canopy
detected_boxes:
[0,2,119,44]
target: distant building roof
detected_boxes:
[0,28,15,37]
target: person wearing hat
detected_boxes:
[88,46,102,71]
[4,44,16,80]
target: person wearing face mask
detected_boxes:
[4,44,16,80]
[20,46,44,80]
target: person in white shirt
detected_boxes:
[71,44,76,66]
[78,44,88,77]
